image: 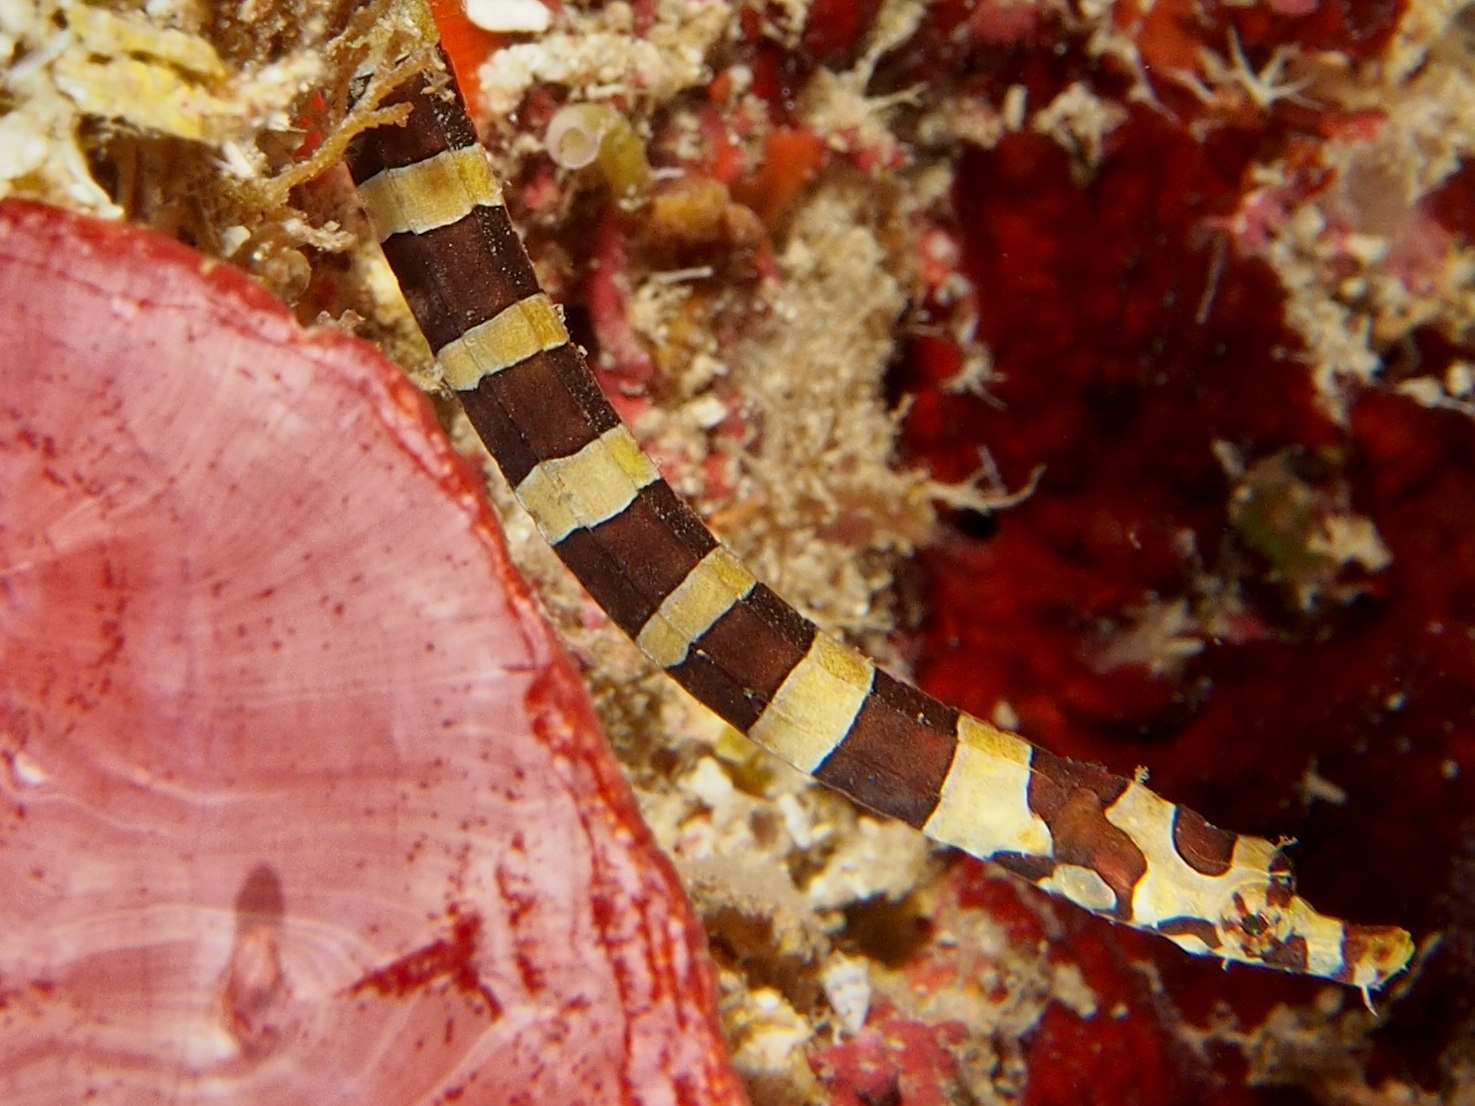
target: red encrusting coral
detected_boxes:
[810,863,1271,1106]
[894,47,1473,1106]
[1017,908,1250,1106]
[584,207,658,406]
[904,120,1340,765]
[809,1004,972,1106]
[0,198,745,1106]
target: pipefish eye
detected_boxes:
[1216,881,1296,957]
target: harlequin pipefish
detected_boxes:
[342,0,1413,996]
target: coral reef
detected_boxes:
[442,0,1475,1101]
[5,0,1474,1101]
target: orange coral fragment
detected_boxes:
[427,0,501,107]
[746,126,827,227]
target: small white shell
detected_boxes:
[464,0,551,34]
[545,103,619,170]
[819,953,871,1037]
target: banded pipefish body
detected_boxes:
[343,0,1414,997]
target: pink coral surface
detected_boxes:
[0,199,744,1106]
